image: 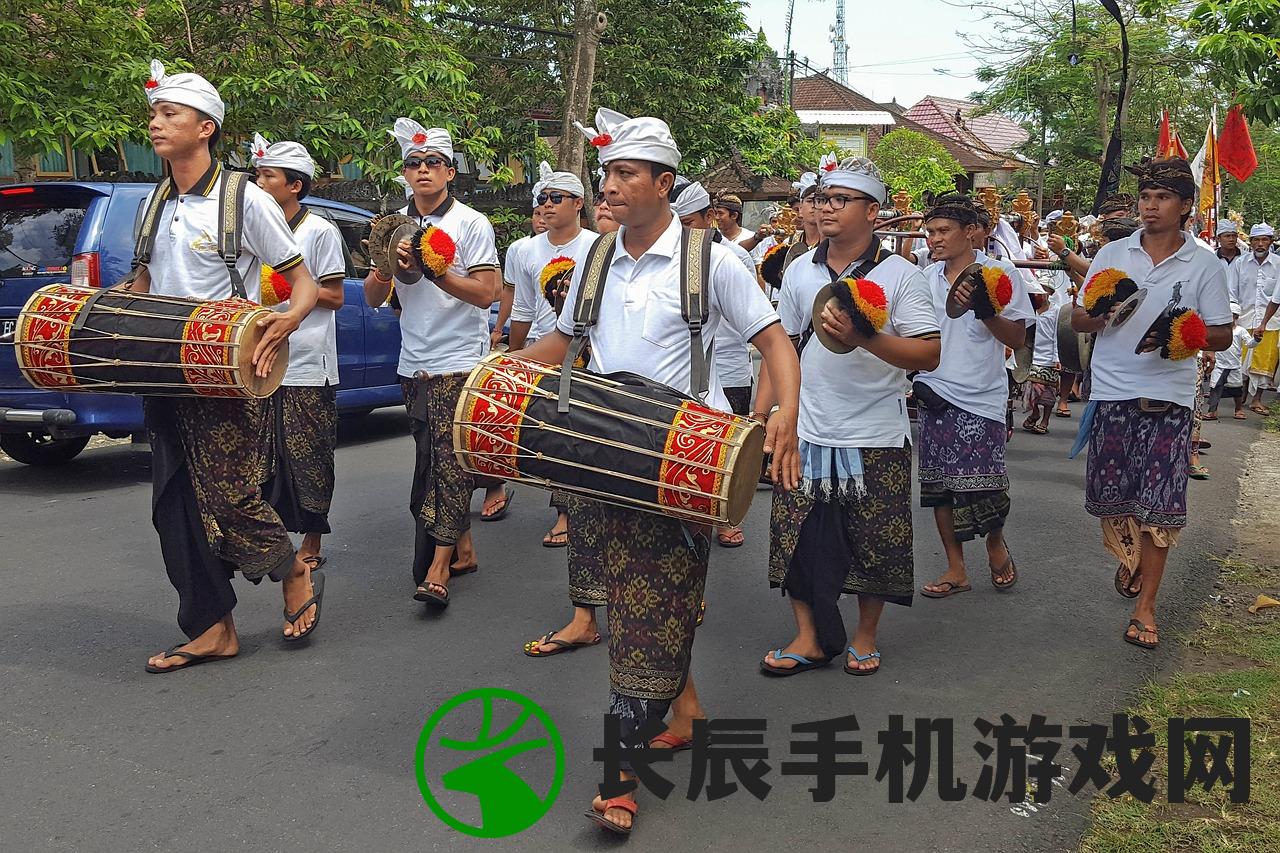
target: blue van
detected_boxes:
[0,181,404,465]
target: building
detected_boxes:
[903,95,1030,187]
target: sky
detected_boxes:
[743,0,990,108]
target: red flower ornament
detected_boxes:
[411,131,427,145]
[590,133,613,148]
[144,79,159,90]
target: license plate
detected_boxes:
[0,319,13,339]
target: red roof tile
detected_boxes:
[904,96,1029,156]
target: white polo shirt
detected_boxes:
[1231,251,1280,330]
[778,240,938,448]
[394,195,500,376]
[555,214,778,412]
[1088,229,1231,409]
[511,228,599,343]
[916,250,1035,424]
[143,163,303,303]
[713,234,758,389]
[275,208,346,386]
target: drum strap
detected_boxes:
[217,170,250,300]
[127,177,175,283]
[558,231,619,412]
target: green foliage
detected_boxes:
[1185,0,1280,123]
[871,129,963,201]
[733,108,829,179]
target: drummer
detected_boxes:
[513,108,801,834]
[251,134,347,573]
[782,171,821,271]
[131,61,325,673]
[363,118,500,608]
[915,194,1033,600]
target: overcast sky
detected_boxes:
[743,0,989,108]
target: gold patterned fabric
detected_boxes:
[402,373,475,548]
[264,385,337,534]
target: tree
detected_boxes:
[871,130,963,202]
[1183,0,1280,122]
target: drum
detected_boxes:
[454,353,765,526]
[1056,301,1093,375]
[14,284,286,398]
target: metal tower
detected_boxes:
[830,0,848,85]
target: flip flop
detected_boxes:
[716,526,745,548]
[413,582,449,608]
[1123,618,1159,650]
[1234,411,1247,419]
[144,644,236,674]
[1251,404,1269,415]
[991,552,1018,590]
[1189,465,1210,481]
[283,570,325,642]
[1202,413,1219,421]
[542,528,569,548]
[480,487,514,522]
[920,580,972,599]
[1055,410,1071,418]
[1198,439,1212,450]
[585,796,637,835]
[300,554,327,570]
[1114,565,1142,598]
[843,647,881,676]
[523,630,601,657]
[449,562,478,577]
[649,731,693,751]
[759,649,830,677]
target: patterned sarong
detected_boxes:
[402,373,475,548]
[566,495,607,607]
[917,400,1010,540]
[1085,399,1191,528]
[265,385,337,535]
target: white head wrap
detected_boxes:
[388,118,454,162]
[1216,220,1239,236]
[1044,209,1064,224]
[535,160,585,198]
[793,171,818,198]
[248,132,316,178]
[575,108,681,169]
[818,157,887,205]
[145,59,224,127]
[1025,278,1047,295]
[1250,223,1275,238]
[817,152,838,175]
[670,178,712,217]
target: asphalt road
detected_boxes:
[0,404,1262,852]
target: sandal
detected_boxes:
[522,630,601,657]
[1251,404,1269,415]
[1202,413,1219,421]
[1234,411,1247,420]
[300,554,327,570]
[449,562,478,577]
[413,581,449,608]
[716,526,745,548]
[920,579,972,598]
[542,528,569,548]
[1123,619,1159,649]
[1114,565,1141,599]
[990,552,1018,590]
[480,487,514,522]
[649,731,693,751]
[144,644,236,674]
[1021,417,1040,433]
[1189,465,1210,481]
[1055,408,1072,418]
[283,570,325,642]
[760,649,830,677]
[585,796,637,835]
[843,646,881,676]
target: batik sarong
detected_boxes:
[566,494,607,607]
[265,384,337,535]
[917,399,1010,541]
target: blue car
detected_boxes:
[0,181,404,465]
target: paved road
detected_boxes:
[0,406,1261,852]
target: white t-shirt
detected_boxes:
[713,235,758,388]
[1214,325,1252,375]
[511,228,599,343]
[916,251,1035,423]
[277,208,346,386]
[144,164,303,303]
[1031,308,1059,368]
[778,241,938,447]
[1231,252,1280,330]
[394,196,500,376]
[556,215,778,412]
[1088,229,1232,409]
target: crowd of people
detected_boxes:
[114,60,1275,836]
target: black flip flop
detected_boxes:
[480,487,514,522]
[144,644,236,674]
[283,570,325,642]
[541,529,569,548]
[523,630,601,657]
[759,649,830,677]
[920,580,972,599]
[1114,565,1141,599]
[991,552,1018,591]
[414,582,449,608]
[449,563,478,577]
[1055,409,1071,418]
[301,554,327,570]
[1123,619,1158,649]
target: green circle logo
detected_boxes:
[414,688,564,838]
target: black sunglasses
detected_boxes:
[537,191,575,206]
[404,155,449,171]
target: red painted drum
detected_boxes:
[14,284,286,398]
[453,352,765,526]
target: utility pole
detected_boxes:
[1036,106,1046,215]
[557,2,608,184]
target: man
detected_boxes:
[1072,158,1231,648]
[517,107,801,834]
[1234,224,1280,412]
[1216,220,1242,267]
[133,61,324,672]
[756,158,940,678]
[783,172,821,272]
[592,191,618,234]
[363,118,500,607]
[916,194,1033,599]
[670,177,756,549]
[713,193,770,254]
[493,204,547,351]
[251,134,346,572]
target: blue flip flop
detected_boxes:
[843,646,881,676]
[760,649,829,677]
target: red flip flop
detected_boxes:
[649,731,693,751]
[586,796,637,835]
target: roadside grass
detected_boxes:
[1263,402,1280,434]
[1080,554,1280,853]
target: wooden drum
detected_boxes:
[15,284,286,398]
[454,353,765,526]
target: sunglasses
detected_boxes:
[537,192,576,206]
[403,155,449,171]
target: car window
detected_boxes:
[0,198,89,276]
[319,209,372,278]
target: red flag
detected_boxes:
[1157,110,1172,158]
[1218,105,1258,182]
[1171,129,1189,160]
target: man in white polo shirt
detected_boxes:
[1233,223,1280,410]
[363,118,500,608]
[251,133,347,573]
[131,61,326,673]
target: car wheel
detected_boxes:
[0,432,91,466]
